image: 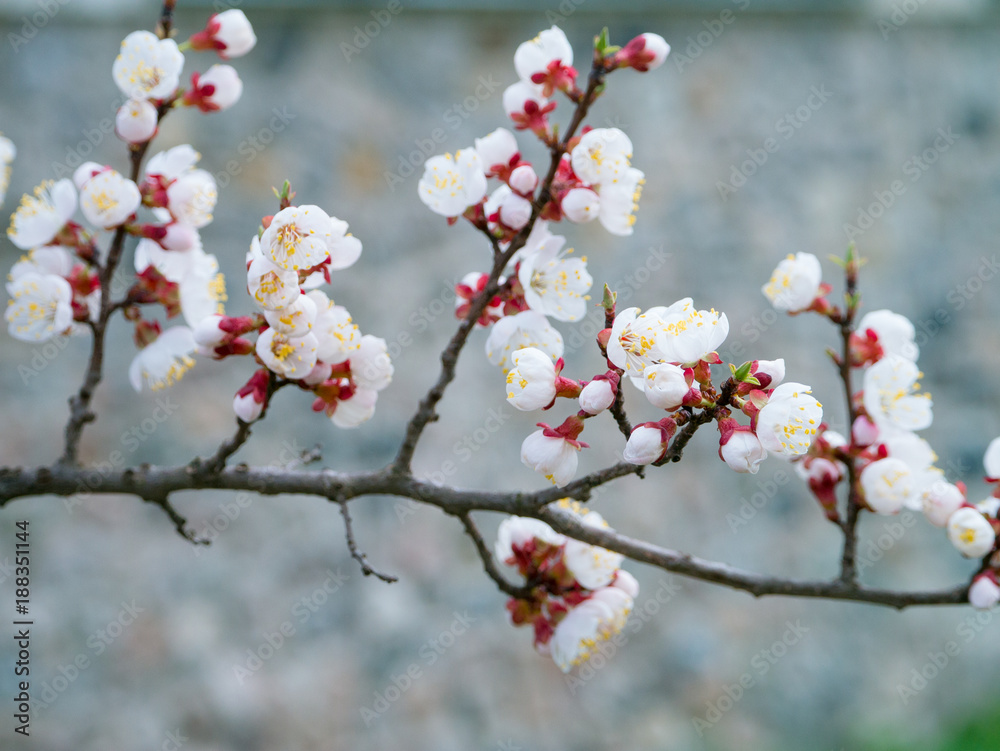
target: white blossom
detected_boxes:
[756,382,822,458]
[860,457,915,515]
[623,425,667,465]
[514,26,573,82]
[7,179,76,250]
[550,589,631,673]
[474,128,519,175]
[79,168,141,229]
[561,187,600,223]
[643,362,690,410]
[194,64,243,111]
[211,10,257,58]
[597,167,645,236]
[263,294,317,338]
[571,128,633,187]
[948,507,996,558]
[563,510,624,590]
[0,133,14,208]
[657,297,729,365]
[350,335,394,392]
[417,149,488,218]
[260,205,333,271]
[984,436,1000,479]
[506,347,558,411]
[521,429,579,486]
[862,354,932,432]
[116,98,158,143]
[494,517,565,565]
[762,252,822,313]
[128,326,197,391]
[485,310,563,374]
[969,575,1000,610]
[720,430,767,474]
[255,328,318,380]
[112,30,184,101]
[518,239,591,322]
[308,290,361,363]
[578,379,615,415]
[332,387,378,428]
[857,309,919,362]
[5,273,73,342]
[606,306,670,387]
[922,480,965,527]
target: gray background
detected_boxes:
[2,0,1000,749]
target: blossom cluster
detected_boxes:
[224,200,393,428]
[494,503,637,673]
[5,12,255,378]
[763,251,1000,607]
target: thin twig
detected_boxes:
[837,260,862,584]
[338,500,397,583]
[141,494,208,545]
[456,511,534,599]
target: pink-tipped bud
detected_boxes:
[615,33,670,72]
[116,99,159,144]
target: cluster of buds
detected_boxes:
[495,503,637,673]
[763,250,1000,608]
[5,12,257,391]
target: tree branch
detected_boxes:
[337,499,397,583]
[456,511,534,599]
[0,461,973,610]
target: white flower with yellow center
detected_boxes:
[762,252,822,313]
[0,134,15,208]
[128,326,197,392]
[256,327,318,380]
[307,290,361,364]
[247,236,299,311]
[571,128,633,187]
[7,178,76,250]
[606,306,669,387]
[166,168,217,228]
[79,168,141,229]
[518,238,592,322]
[5,272,73,342]
[112,30,184,101]
[9,246,75,282]
[857,309,919,362]
[179,250,227,327]
[417,148,488,218]
[494,516,565,565]
[756,382,823,458]
[260,205,333,271]
[485,310,563,375]
[947,506,996,558]
[116,98,159,144]
[862,354,933,432]
[505,346,557,411]
[860,457,916,515]
[263,293,316,338]
[550,586,632,673]
[657,297,729,365]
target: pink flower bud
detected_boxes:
[508,164,538,195]
[189,9,257,59]
[184,65,243,112]
[852,415,879,447]
[624,424,668,465]
[616,33,670,72]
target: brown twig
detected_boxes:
[338,499,397,583]
[456,512,535,599]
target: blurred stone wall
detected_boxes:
[2,2,1000,750]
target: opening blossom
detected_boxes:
[517,239,592,322]
[5,272,73,342]
[521,426,583,486]
[947,507,996,558]
[657,297,729,365]
[417,149,488,218]
[506,347,558,411]
[862,354,933,432]
[856,309,919,362]
[7,179,76,250]
[78,168,141,229]
[486,310,564,374]
[128,326,197,391]
[606,306,669,387]
[860,457,916,515]
[112,30,184,101]
[260,205,333,271]
[189,9,257,59]
[762,252,823,313]
[755,382,823,458]
[116,98,159,144]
